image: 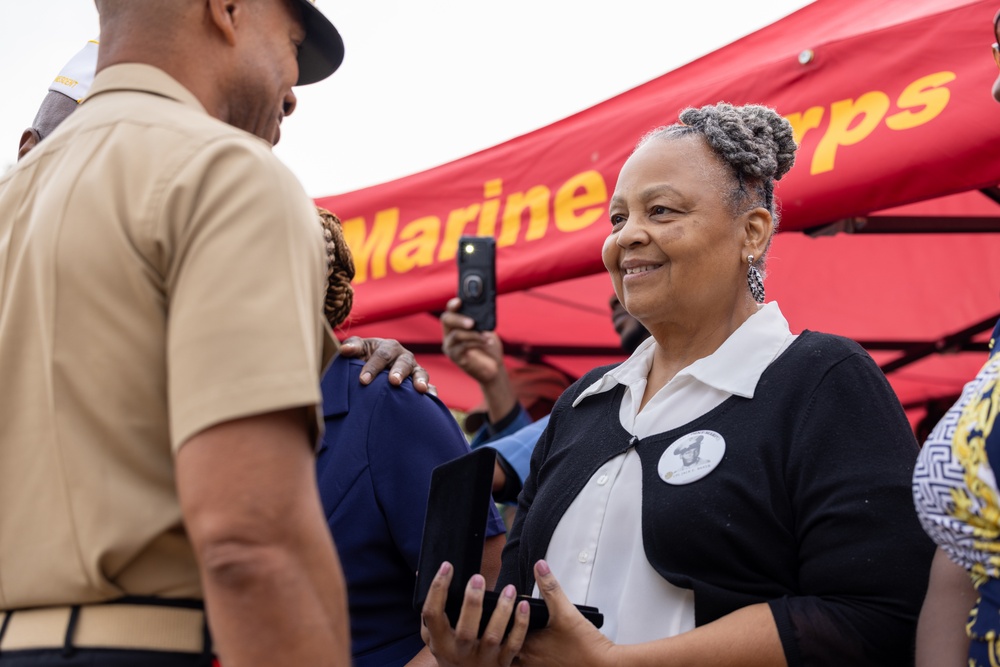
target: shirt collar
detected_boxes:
[317,357,351,453]
[572,335,656,406]
[320,356,351,418]
[86,64,207,114]
[573,301,793,406]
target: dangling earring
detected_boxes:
[747,255,765,303]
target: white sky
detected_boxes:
[0,1,813,197]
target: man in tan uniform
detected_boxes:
[0,1,354,665]
[15,40,434,385]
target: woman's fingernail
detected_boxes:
[360,372,372,384]
[518,601,530,615]
[536,560,551,576]
[438,562,451,576]
[391,371,402,380]
[502,585,516,600]
[471,574,485,590]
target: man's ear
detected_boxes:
[206,0,241,47]
[743,207,774,260]
[17,128,40,162]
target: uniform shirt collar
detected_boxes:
[317,357,351,453]
[573,301,793,406]
[320,357,351,417]
[86,64,207,114]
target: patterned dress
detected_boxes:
[913,319,1000,666]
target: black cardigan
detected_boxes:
[498,331,934,666]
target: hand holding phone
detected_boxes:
[457,236,496,331]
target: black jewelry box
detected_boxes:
[413,447,603,635]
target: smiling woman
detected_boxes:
[421,102,935,667]
[602,105,794,365]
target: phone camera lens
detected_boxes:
[463,274,484,300]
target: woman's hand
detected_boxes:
[518,561,618,667]
[421,562,530,667]
[339,336,432,393]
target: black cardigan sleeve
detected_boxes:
[771,351,934,666]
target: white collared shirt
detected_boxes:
[535,302,796,642]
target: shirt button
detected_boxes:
[578,551,589,563]
[596,474,609,486]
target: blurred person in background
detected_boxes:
[17,41,97,161]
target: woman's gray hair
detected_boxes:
[637,103,797,268]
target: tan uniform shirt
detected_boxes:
[0,64,336,610]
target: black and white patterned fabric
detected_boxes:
[913,320,1000,580]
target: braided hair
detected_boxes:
[638,103,797,268]
[317,207,355,329]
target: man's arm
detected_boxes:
[484,416,549,501]
[441,297,517,424]
[176,407,349,665]
[482,534,505,591]
[441,296,531,496]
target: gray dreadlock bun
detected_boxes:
[677,103,796,183]
[636,103,798,272]
[317,207,355,329]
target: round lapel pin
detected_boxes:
[657,430,726,485]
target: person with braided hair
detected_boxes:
[422,102,933,666]
[313,207,506,667]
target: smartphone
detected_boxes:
[457,236,496,331]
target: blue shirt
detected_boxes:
[472,413,549,488]
[317,357,505,666]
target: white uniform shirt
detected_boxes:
[534,302,796,642]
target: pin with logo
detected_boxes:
[657,430,725,485]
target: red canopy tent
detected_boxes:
[317,0,1000,426]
